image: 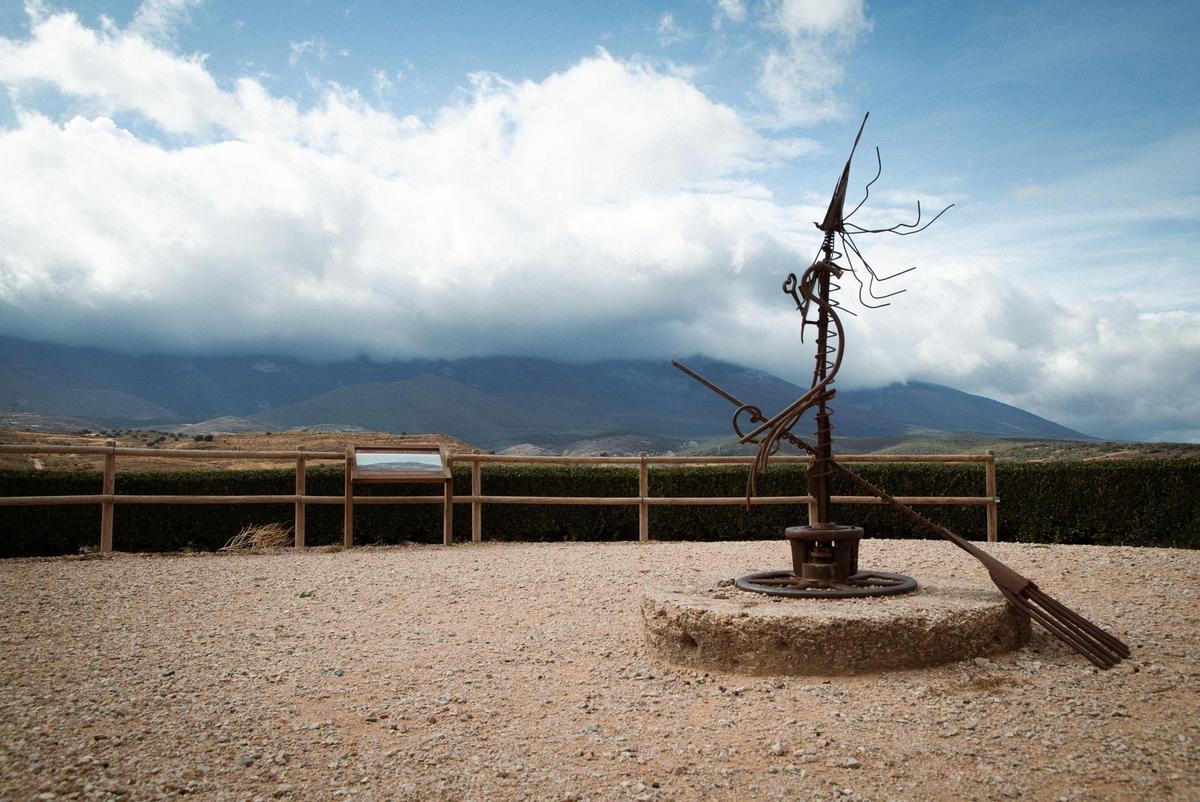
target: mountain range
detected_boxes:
[0,336,1090,449]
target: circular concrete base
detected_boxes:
[642,572,1030,676]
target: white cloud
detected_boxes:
[0,9,237,134]
[715,0,747,25]
[370,67,394,98]
[756,0,871,126]
[288,38,328,67]
[130,0,202,44]
[0,10,1196,442]
[757,45,843,127]
[656,13,692,47]
[774,0,867,40]
[20,0,48,26]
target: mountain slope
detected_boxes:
[0,336,1092,446]
[258,376,595,445]
[839,382,1086,441]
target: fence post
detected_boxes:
[985,449,998,543]
[639,452,649,543]
[342,446,354,549]
[471,457,482,543]
[100,440,115,553]
[443,476,454,546]
[294,447,306,548]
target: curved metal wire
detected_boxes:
[743,114,952,505]
[841,146,882,224]
[844,198,955,236]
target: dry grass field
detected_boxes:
[1,539,1196,801]
[5,429,1198,474]
[0,429,477,473]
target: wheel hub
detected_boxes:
[736,524,918,599]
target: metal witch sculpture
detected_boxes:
[674,114,1129,669]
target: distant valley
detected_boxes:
[0,336,1092,451]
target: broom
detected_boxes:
[822,457,1131,668]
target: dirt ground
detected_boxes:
[0,539,1196,802]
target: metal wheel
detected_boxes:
[736,569,918,598]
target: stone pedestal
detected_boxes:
[642,574,1030,676]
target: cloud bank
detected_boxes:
[0,6,1196,441]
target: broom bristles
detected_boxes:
[1001,585,1130,669]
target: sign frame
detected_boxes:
[349,444,451,484]
[343,443,454,548]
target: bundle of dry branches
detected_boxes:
[219,522,293,552]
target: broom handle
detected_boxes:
[820,456,1029,592]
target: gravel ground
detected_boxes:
[1,539,1196,802]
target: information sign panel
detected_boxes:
[350,445,450,483]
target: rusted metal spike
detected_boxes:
[818,112,869,234]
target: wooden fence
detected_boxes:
[0,443,999,551]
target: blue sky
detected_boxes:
[0,0,1197,440]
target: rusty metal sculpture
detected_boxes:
[674,114,1130,669]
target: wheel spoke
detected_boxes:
[735,569,918,599]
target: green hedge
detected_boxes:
[1,459,1196,557]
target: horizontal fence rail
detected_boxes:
[0,442,999,551]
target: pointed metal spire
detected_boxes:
[817,112,869,234]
